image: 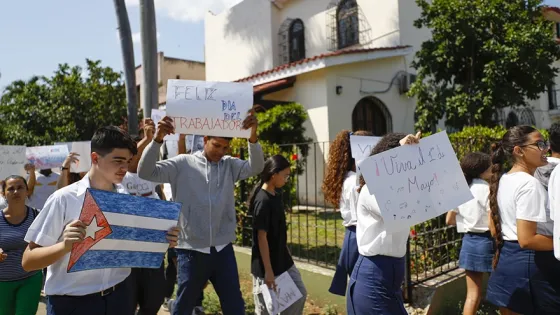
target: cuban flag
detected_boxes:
[67,188,181,273]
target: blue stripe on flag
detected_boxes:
[105,225,168,243]
[69,250,164,272]
[89,189,181,220]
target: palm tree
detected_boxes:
[113,0,138,136]
[140,0,158,117]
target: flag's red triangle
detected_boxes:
[67,189,112,272]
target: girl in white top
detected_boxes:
[485,125,560,315]
[347,132,420,315]
[445,152,493,315]
[322,129,373,296]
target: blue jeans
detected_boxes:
[172,243,244,315]
[47,276,133,315]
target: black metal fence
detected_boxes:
[234,136,500,302]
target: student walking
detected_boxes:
[250,155,307,315]
[446,152,493,315]
[22,126,179,315]
[322,129,373,296]
[486,125,560,314]
[347,132,421,315]
[138,115,264,315]
[0,176,42,315]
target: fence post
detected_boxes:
[405,238,413,302]
[240,147,247,246]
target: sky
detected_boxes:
[1,0,560,88]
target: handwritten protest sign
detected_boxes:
[350,135,382,160]
[260,271,304,314]
[70,141,91,173]
[151,109,178,140]
[165,79,253,138]
[358,131,473,232]
[26,145,69,170]
[0,146,27,180]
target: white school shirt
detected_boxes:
[28,172,60,210]
[356,185,409,257]
[547,161,560,260]
[498,172,551,241]
[340,171,359,227]
[24,174,131,296]
[453,179,490,233]
[121,172,159,199]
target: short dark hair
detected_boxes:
[549,123,560,153]
[207,136,233,141]
[91,126,137,156]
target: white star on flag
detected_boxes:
[85,215,104,241]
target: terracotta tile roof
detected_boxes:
[235,46,412,82]
[544,6,560,15]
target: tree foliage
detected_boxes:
[410,0,560,132]
[0,59,127,146]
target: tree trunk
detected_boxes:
[113,0,138,136]
[140,0,158,118]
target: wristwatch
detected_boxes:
[60,167,69,171]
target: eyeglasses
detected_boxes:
[520,140,550,151]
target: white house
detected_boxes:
[205,0,560,205]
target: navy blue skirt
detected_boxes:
[531,250,560,313]
[329,226,359,296]
[347,254,407,315]
[459,231,494,273]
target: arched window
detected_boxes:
[289,19,305,62]
[352,96,392,136]
[337,0,359,49]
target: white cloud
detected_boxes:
[125,0,244,22]
[115,31,161,44]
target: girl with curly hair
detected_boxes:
[485,125,560,315]
[322,129,373,296]
[347,132,420,315]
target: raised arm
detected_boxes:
[178,134,187,155]
[25,164,36,196]
[129,119,155,173]
[231,112,265,181]
[137,116,181,183]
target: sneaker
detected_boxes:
[167,299,175,313]
[192,306,205,315]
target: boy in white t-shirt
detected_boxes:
[21,126,179,315]
[27,169,60,210]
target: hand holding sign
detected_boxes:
[166,227,180,248]
[155,116,175,143]
[143,118,156,140]
[62,152,80,169]
[399,132,422,146]
[63,220,87,252]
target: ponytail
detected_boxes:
[489,142,506,269]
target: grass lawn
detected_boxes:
[285,211,345,267]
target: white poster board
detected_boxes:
[260,271,303,315]
[26,145,69,170]
[0,146,27,180]
[350,135,382,160]
[358,131,473,232]
[151,109,178,140]
[165,79,253,138]
[70,141,91,173]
